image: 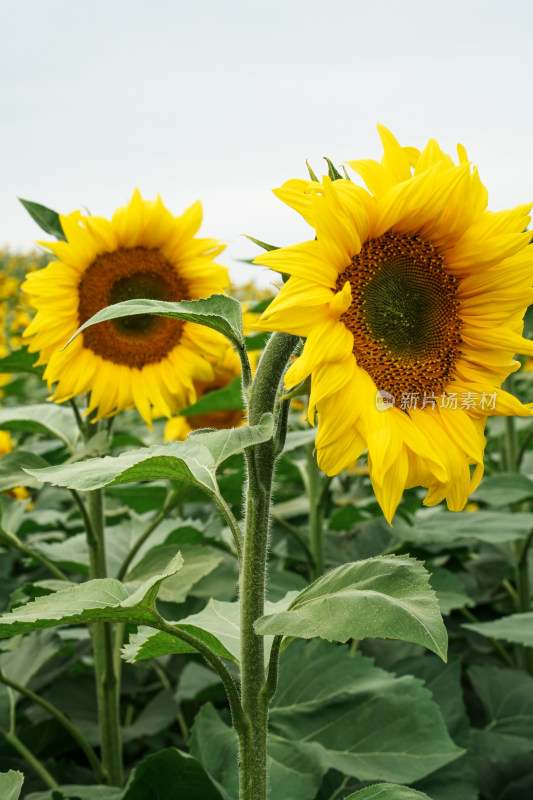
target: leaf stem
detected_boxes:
[0,669,104,781]
[0,529,68,582]
[152,612,247,736]
[237,344,253,400]
[0,726,58,789]
[261,635,283,707]
[213,493,243,563]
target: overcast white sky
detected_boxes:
[2,0,533,286]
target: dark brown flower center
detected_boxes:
[77,247,189,368]
[336,231,462,408]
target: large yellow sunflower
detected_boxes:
[22,190,229,426]
[255,126,533,522]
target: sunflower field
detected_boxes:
[0,129,533,800]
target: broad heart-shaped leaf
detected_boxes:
[344,786,432,800]
[392,510,533,546]
[255,555,448,660]
[0,404,78,451]
[19,197,66,240]
[269,640,462,784]
[66,294,244,352]
[189,703,327,800]
[394,656,477,800]
[468,665,533,762]
[126,544,222,603]
[0,770,24,800]
[180,376,244,416]
[0,553,184,638]
[463,612,533,647]
[25,749,229,800]
[121,747,230,800]
[122,592,298,666]
[25,414,274,495]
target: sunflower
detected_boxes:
[255,126,533,522]
[164,305,261,440]
[22,190,229,426]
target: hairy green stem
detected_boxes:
[86,489,123,786]
[239,332,299,800]
[0,726,58,789]
[0,669,104,781]
[305,444,324,579]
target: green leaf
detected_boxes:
[180,377,244,416]
[18,198,66,240]
[0,553,183,638]
[0,771,24,800]
[105,516,201,578]
[123,592,297,666]
[29,533,89,575]
[323,157,344,181]
[270,640,462,783]
[0,404,78,451]
[344,786,432,800]
[0,630,62,729]
[468,665,533,761]
[463,612,533,647]
[175,662,224,705]
[121,748,229,800]
[189,704,327,800]
[429,567,473,615]
[255,555,448,660]
[122,689,179,744]
[0,347,43,376]
[243,235,280,252]
[470,473,533,507]
[394,510,533,546]
[25,414,274,495]
[66,294,244,352]
[0,450,49,491]
[395,656,477,800]
[126,544,222,603]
